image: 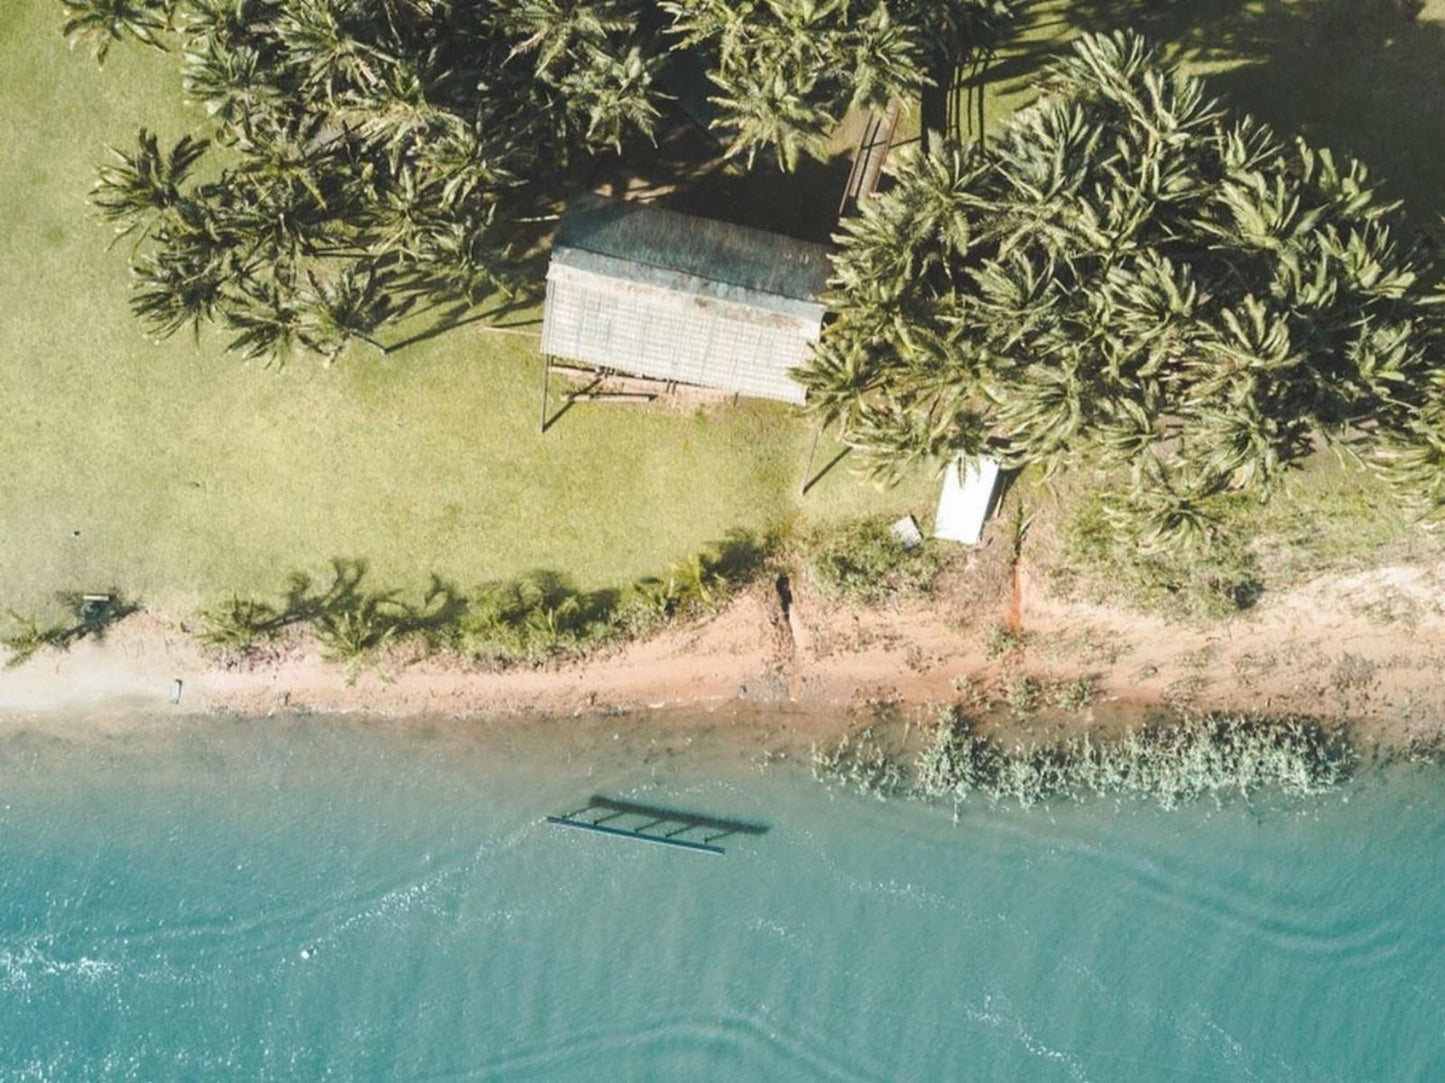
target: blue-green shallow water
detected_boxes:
[0,715,1441,1081]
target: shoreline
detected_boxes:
[3,553,1444,756]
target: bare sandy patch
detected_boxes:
[3,548,1443,752]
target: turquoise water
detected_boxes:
[0,714,1441,1081]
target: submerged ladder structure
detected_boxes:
[545,796,767,857]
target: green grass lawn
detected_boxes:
[0,0,934,618]
[4,0,1443,623]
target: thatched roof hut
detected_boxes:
[541,196,832,404]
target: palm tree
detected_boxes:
[180,34,288,144]
[269,0,395,105]
[793,334,883,442]
[128,241,231,340]
[1108,456,1222,553]
[417,125,527,212]
[67,0,666,357]
[224,281,306,365]
[497,0,636,78]
[91,129,209,241]
[802,29,1445,549]
[1369,398,1445,520]
[412,208,519,306]
[561,44,663,151]
[298,265,405,363]
[843,3,927,115]
[345,61,450,174]
[709,65,833,172]
[668,0,928,171]
[61,0,168,64]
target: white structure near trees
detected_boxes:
[934,456,1002,545]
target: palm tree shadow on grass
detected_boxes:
[663,153,855,244]
[1204,0,1445,228]
[378,293,543,355]
[376,235,550,356]
[585,104,856,244]
[280,528,773,649]
[1,591,142,668]
[224,560,468,660]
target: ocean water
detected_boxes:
[0,714,1440,1081]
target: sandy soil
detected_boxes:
[2,539,1443,749]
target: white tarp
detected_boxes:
[934,456,1001,545]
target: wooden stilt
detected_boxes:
[801,426,823,495]
[539,355,551,433]
[977,57,986,143]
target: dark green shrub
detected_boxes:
[196,595,279,653]
[808,516,945,603]
[1054,494,1262,621]
[1005,675,1042,717]
[984,623,1028,658]
[1,610,64,668]
[1050,675,1097,711]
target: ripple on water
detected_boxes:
[0,717,1440,1081]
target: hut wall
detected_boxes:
[541,264,818,405]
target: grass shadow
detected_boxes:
[380,286,546,355]
[2,590,141,668]
[587,101,853,244]
[195,528,780,666]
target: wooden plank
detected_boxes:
[565,392,657,403]
[839,99,903,216]
[855,99,902,204]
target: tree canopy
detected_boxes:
[798,31,1445,543]
[66,0,1010,363]
[662,0,1012,169]
[74,0,668,364]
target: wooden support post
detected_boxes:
[539,355,551,433]
[801,425,823,496]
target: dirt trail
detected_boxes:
[3,554,1443,750]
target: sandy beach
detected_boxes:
[4,543,1443,754]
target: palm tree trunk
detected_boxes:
[356,331,389,356]
[976,50,994,145]
[920,59,950,151]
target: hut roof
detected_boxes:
[552,195,833,318]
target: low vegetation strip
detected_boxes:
[191,531,777,674]
[815,708,1357,810]
[2,516,952,676]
